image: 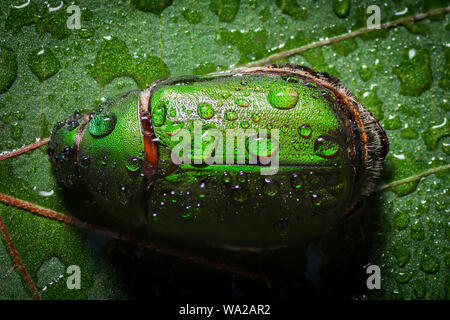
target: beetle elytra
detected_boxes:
[48,64,389,249]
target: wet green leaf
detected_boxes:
[0,0,448,300]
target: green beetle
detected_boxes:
[48,64,388,250]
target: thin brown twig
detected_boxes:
[0,216,41,299]
[0,265,16,291]
[0,192,304,290]
[0,138,50,162]
[378,164,450,191]
[244,6,450,67]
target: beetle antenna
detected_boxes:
[0,138,50,162]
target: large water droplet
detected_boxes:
[61,146,73,160]
[0,45,18,94]
[248,134,279,158]
[298,124,312,138]
[181,209,193,219]
[28,47,61,82]
[165,121,184,136]
[67,120,79,131]
[89,112,117,137]
[240,120,250,129]
[262,177,279,196]
[210,0,240,22]
[393,244,410,267]
[314,135,340,158]
[126,156,144,172]
[392,210,410,230]
[251,113,260,123]
[393,47,432,97]
[420,252,440,274]
[197,102,215,119]
[290,173,303,190]
[333,0,350,18]
[222,172,231,184]
[152,105,167,127]
[237,171,247,184]
[182,7,202,24]
[86,36,169,89]
[80,155,90,168]
[311,193,321,206]
[225,109,238,121]
[267,86,299,110]
[235,98,248,108]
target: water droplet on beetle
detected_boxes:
[89,112,117,137]
[311,193,321,206]
[197,102,215,120]
[126,156,144,172]
[247,134,279,158]
[290,173,303,190]
[240,120,250,129]
[166,121,184,136]
[251,114,260,123]
[80,155,90,168]
[235,98,248,108]
[61,146,73,160]
[280,124,289,133]
[67,120,79,131]
[314,135,340,158]
[222,172,231,184]
[267,86,299,110]
[262,177,279,196]
[298,124,312,138]
[225,109,238,121]
[152,105,167,127]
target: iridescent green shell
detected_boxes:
[49,65,388,249]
